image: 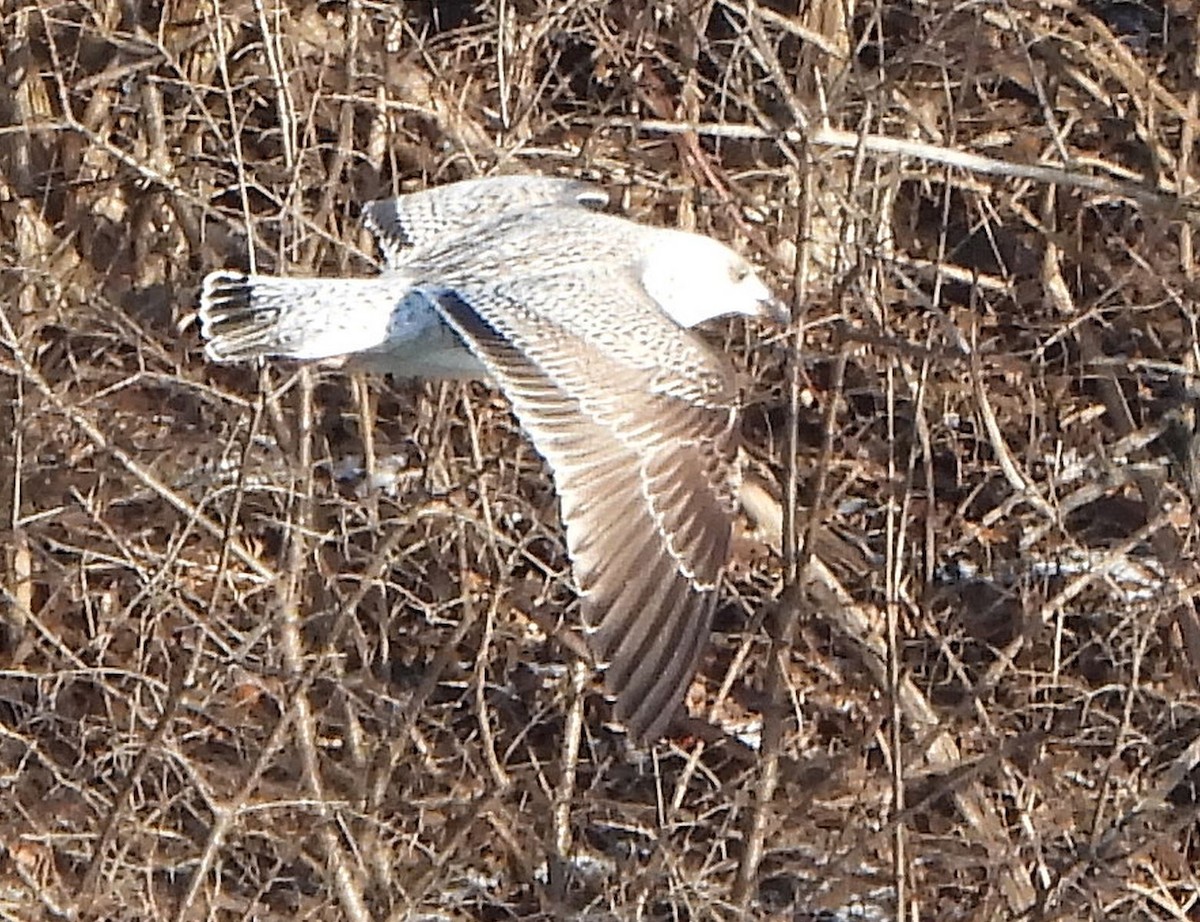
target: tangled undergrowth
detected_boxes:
[2,1,1199,918]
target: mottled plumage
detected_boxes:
[362,174,609,264]
[198,174,785,743]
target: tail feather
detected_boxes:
[198,271,408,363]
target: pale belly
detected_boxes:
[351,288,488,380]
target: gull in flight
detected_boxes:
[198,174,786,743]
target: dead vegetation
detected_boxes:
[2,0,1199,918]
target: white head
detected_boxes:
[639,229,788,329]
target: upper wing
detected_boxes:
[362,175,609,267]
[429,272,739,742]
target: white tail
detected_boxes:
[198,271,412,363]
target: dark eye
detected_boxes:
[732,266,750,283]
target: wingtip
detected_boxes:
[569,180,610,210]
[606,626,710,745]
[359,198,398,240]
[613,681,688,744]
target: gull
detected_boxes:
[198,174,786,743]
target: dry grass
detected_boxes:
[2,0,1200,918]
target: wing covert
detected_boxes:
[363,175,609,267]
